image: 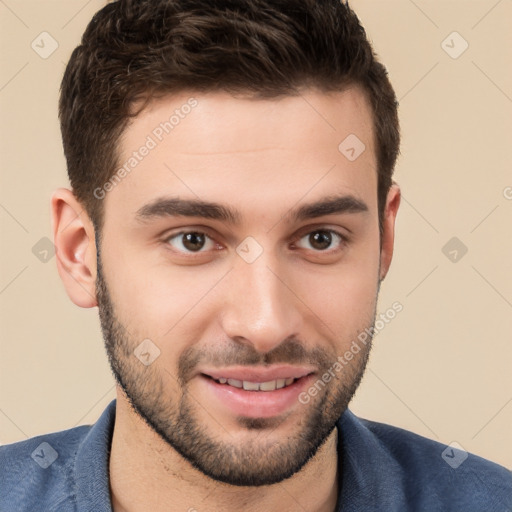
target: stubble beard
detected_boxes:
[95,247,376,486]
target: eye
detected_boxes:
[293,229,347,252]
[164,231,217,253]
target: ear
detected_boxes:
[379,182,401,281]
[51,188,98,308]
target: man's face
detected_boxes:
[96,87,384,486]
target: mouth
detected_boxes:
[197,366,316,419]
[203,374,299,391]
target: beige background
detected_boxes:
[1,0,511,469]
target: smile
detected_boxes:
[197,368,317,419]
[210,376,297,391]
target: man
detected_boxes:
[1,0,510,510]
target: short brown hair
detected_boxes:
[59,0,400,237]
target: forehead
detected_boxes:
[103,87,377,228]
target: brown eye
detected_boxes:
[295,229,346,252]
[309,231,333,250]
[165,231,215,253]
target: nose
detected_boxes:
[218,250,303,354]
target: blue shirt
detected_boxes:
[1,399,510,511]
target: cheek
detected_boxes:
[295,240,380,336]
[104,250,219,343]
[299,271,377,333]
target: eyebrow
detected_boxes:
[134,194,369,225]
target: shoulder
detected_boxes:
[0,424,91,511]
[338,410,512,511]
[0,400,116,512]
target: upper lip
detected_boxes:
[200,365,316,382]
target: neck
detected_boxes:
[109,393,340,512]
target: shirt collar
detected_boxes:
[335,408,406,511]
[74,399,116,512]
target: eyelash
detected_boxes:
[162,227,349,257]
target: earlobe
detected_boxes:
[379,182,401,281]
[51,188,98,308]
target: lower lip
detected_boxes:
[198,374,315,419]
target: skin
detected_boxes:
[51,86,401,512]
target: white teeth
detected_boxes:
[275,379,286,389]
[259,380,277,391]
[242,380,260,391]
[216,377,297,391]
[227,378,243,388]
